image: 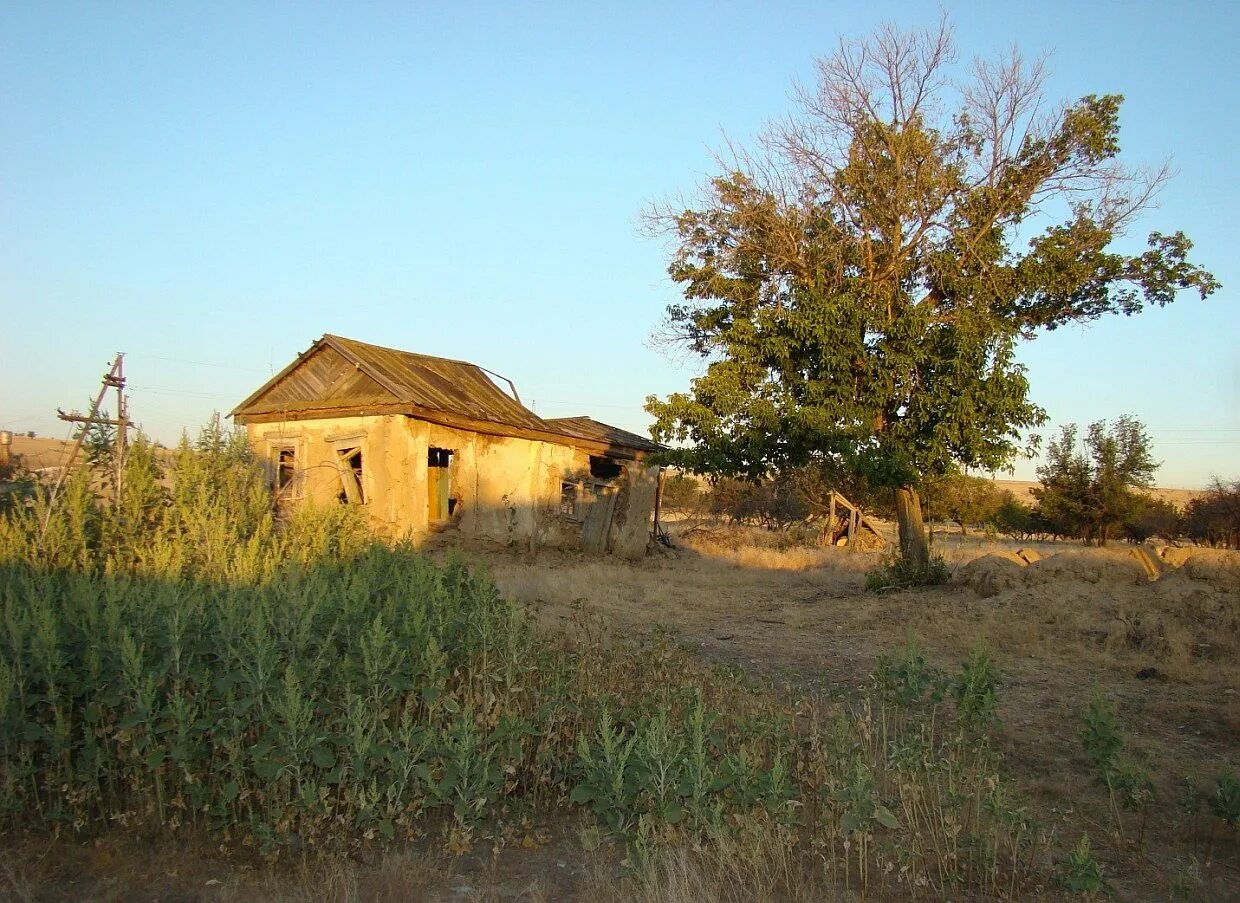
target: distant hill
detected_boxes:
[989,479,1201,510]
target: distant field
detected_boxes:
[7,436,76,471]
[989,478,1202,509]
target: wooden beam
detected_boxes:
[57,411,133,428]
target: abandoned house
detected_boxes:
[230,334,664,557]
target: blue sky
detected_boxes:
[2,1,1236,488]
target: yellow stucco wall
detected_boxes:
[247,414,658,556]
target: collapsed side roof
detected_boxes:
[544,416,663,455]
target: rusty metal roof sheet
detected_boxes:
[544,416,664,454]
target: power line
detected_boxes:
[125,350,269,373]
[127,384,238,400]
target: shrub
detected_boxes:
[954,645,1002,734]
[1057,834,1112,897]
[660,473,703,512]
[1080,690,1155,845]
[865,552,950,592]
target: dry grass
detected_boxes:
[482,523,1240,900]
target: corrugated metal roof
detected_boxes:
[544,416,664,454]
[232,336,663,456]
[232,334,549,432]
[326,335,549,431]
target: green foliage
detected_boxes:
[1035,416,1160,545]
[659,473,702,512]
[1208,770,1240,827]
[954,645,1001,734]
[1080,690,1155,843]
[925,472,1007,536]
[989,492,1047,540]
[865,551,950,592]
[1057,834,1113,897]
[645,21,1216,569]
[1181,478,1240,549]
[1081,691,1125,776]
[873,637,947,707]
[1120,493,1180,543]
[0,428,1058,895]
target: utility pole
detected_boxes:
[51,353,130,512]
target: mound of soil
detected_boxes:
[953,553,1027,598]
[1159,547,1240,592]
[1022,550,1150,587]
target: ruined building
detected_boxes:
[230,335,663,556]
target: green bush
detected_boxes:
[865,552,950,592]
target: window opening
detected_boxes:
[560,481,580,518]
[428,447,454,521]
[274,445,296,492]
[337,447,364,504]
[589,456,624,480]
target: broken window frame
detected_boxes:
[589,455,624,481]
[261,435,303,500]
[274,445,297,494]
[336,446,365,505]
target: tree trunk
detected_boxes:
[894,485,930,571]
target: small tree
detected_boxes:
[1034,416,1158,545]
[660,472,703,512]
[1182,478,1240,549]
[646,20,1217,578]
[926,472,1006,536]
[1120,493,1179,543]
[990,492,1043,541]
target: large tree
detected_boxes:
[645,21,1217,572]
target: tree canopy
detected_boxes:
[645,20,1218,568]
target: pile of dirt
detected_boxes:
[955,546,1240,600]
[952,553,1027,598]
[1159,546,1240,592]
[953,548,1149,598]
[1021,550,1150,587]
